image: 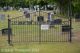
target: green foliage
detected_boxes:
[72,0,80,13]
[0,0,80,15]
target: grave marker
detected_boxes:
[0,14,5,21]
[62,25,71,32]
[37,16,44,24]
[75,13,80,21]
[41,24,49,30]
[53,19,62,25]
[2,28,12,35]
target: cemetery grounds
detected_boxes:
[0,10,80,53]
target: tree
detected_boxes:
[72,0,80,13]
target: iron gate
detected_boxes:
[8,11,72,44]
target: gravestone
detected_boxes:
[0,14,5,21]
[18,21,32,25]
[44,5,47,10]
[47,5,53,10]
[49,19,62,28]
[2,28,12,35]
[18,21,24,25]
[9,7,13,11]
[41,24,49,30]
[75,13,80,21]
[47,12,54,24]
[49,20,55,27]
[37,8,40,11]
[62,25,71,32]
[19,8,23,12]
[3,6,7,11]
[36,5,39,11]
[34,5,39,11]
[37,16,44,24]
[50,19,62,25]
[26,21,32,25]
[23,8,29,12]
[34,6,37,11]
[23,8,30,18]
[3,6,10,11]
[53,19,62,25]
[12,21,18,25]
[48,13,52,21]
[24,11,30,18]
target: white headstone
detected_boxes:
[0,14,5,21]
[19,8,23,12]
[10,7,13,11]
[41,24,49,30]
[37,8,40,11]
[24,8,29,12]
[34,6,37,11]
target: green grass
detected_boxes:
[0,42,80,53]
[11,25,69,42]
[0,10,80,53]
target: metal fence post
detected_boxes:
[69,0,72,42]
[70,17,72,42]
[8,18,11,45]
[39,23,41,44]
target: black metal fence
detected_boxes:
[7,11,72,44]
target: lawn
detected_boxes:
[0,42,80,53]
[0,10,80,53]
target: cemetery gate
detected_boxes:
[8,10,72,44]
